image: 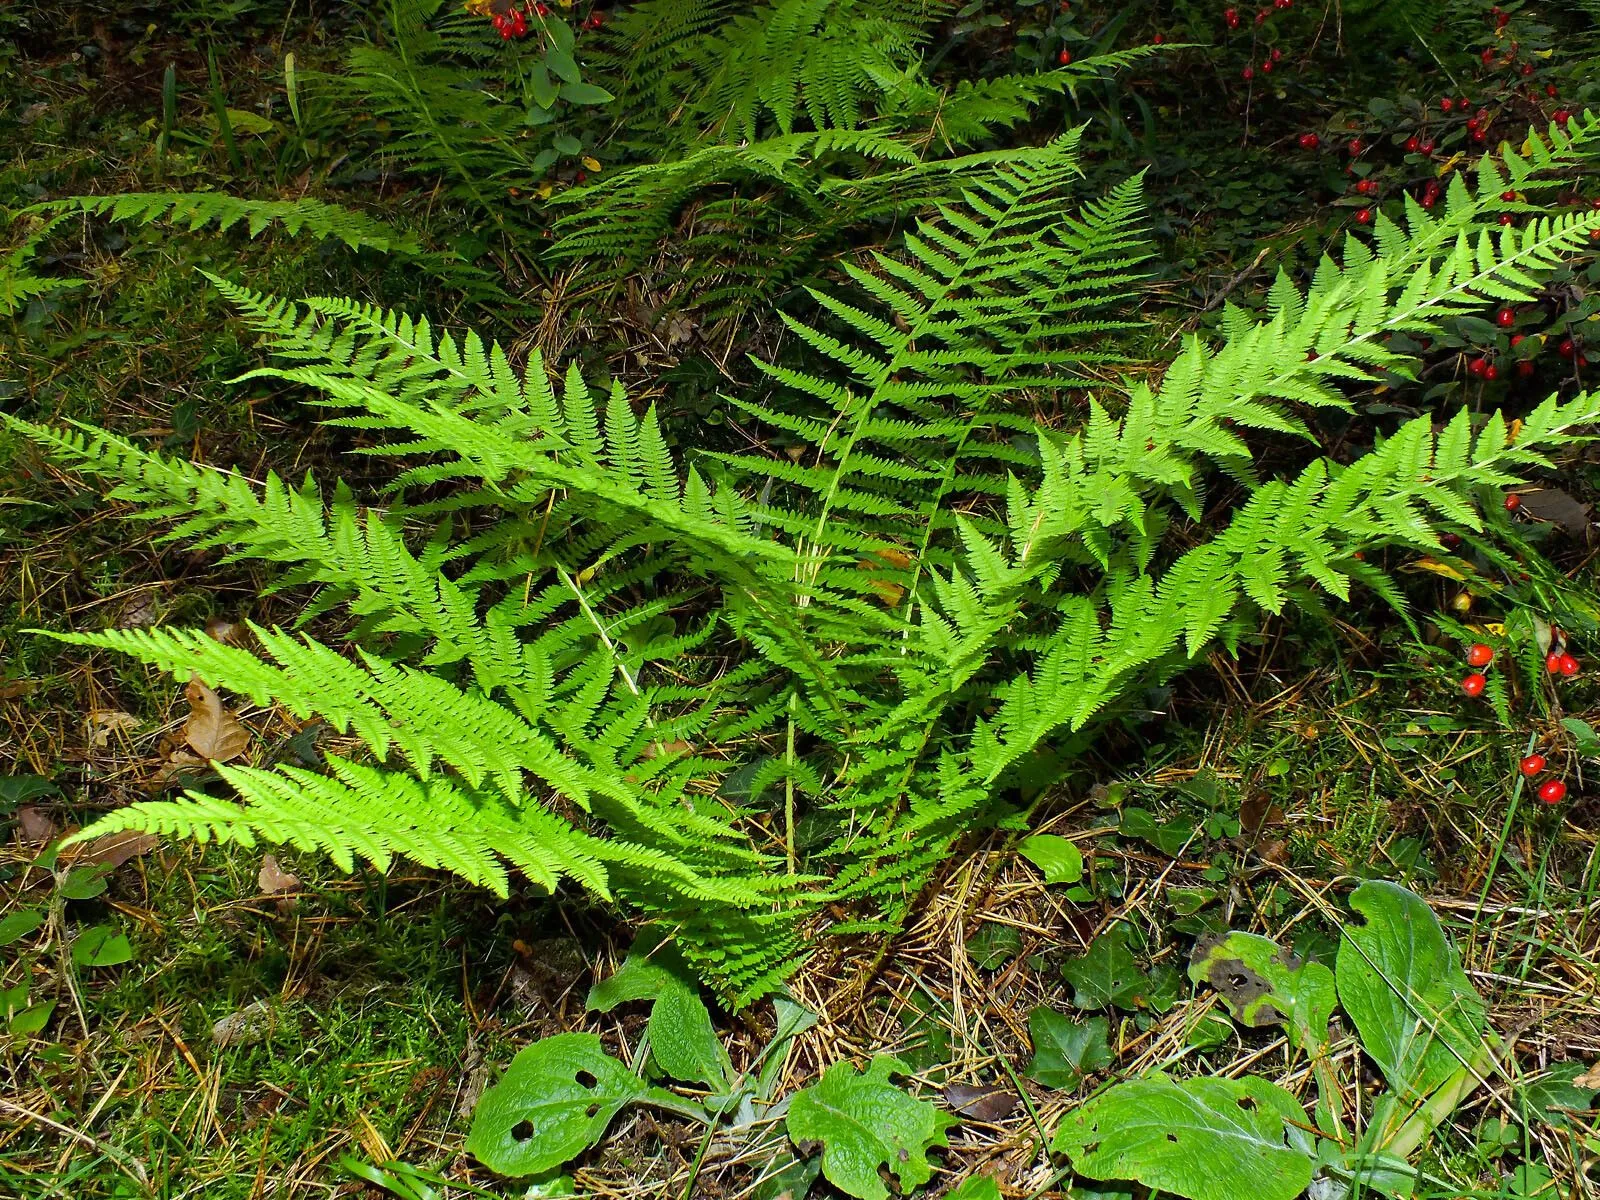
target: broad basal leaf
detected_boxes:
[786,1056,957,1200]
[587,937,732,1090]
[1051,1073,1315,1200]
[1188,930,1335,1053]
[466,1033,651,1176]
[1336,881,1487,1104]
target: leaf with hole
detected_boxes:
[465,1033,657,1176]
[1188,931,1335,1053]
[785,1056,957,1200]
[1050,1073,1315,1200]
[0,908,45,946]
[587,939,732,1090]
[1018,834,1083,884]
[1025,1007,1113,1088]
[1336,880,1487,1104]
[70,923,133,968]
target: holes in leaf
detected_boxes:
[1166,1132,1179,1143]
[585,1103,601,1119]
[1237,1095,1257,1111]
[575,1069,598,1088]
[511,1120,535,1142]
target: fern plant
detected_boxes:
[13,115,1600,1003]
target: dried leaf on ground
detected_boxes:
[183,676,250,762]
[59,830,159,868]
[1573,1063,1600,1091]
[943,1084,1017,1123]
[88,710,140,748]
[16,806,58,845]
[1516,488,1592,534]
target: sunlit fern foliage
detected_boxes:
[13,115,1600,1003]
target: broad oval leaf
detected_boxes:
[1051,1073,1315,1200]
[0,908,45,946]
[1336,881,1487,1104]
[70,923,133,968]
[786,1056,957,1200]
[466,1033,648,1176]
[587,940,732,1089]
[1018,834,1084,885]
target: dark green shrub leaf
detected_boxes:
[786,1056,957,1200]
[1062,924,1145,1009]
[1051,1074,1315,1200]
[0,775,57,809]
[559,82,614,106]
[1188,931,1335,1052]
[465,1034,649,1177]
[1025,1008,1112,1088]
[967,923,1023,970]
[70,924,133,967]
[1336,881,1487,1104]
[60,864,112,900]
[0,908,45,946]
[9,1000,56,1037]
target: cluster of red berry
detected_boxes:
[1457,635,1582,805]
[491,4,531,38]
[1225,0,1293,79]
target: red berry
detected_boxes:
[1355,208,1372,224]
[1498,213,1515,226]
[1441,531,1462,548]
[1521,754,1547,777]
[1406,136,1420,152]
[1420,139,1436,154]
[1261,58,1274,72]
[1224,7,1240,26]
[1505,492,1522,511]
[1270,47,1283,61]
[1554,110,1572,125]
[1482,48,1495,64]
[1560,653,1581,677]
[1241,65,1254,80]
[1517,360,1536,377]
[1348,138,1364,155]
[1298,133,1321,149]
[1461,673,1487,697]
[535,1,548,11]
[1152,33,1165,44]
[1538,778,1567,804]
[1459,97,1471,110]
[1059,48,1072,64]
[1558,338,1576,358]
[1548,650,1565,673]
[1497,307,1516,326]
[1275,0,1291,7]
[1466,643,1494,667]
[1255,8,1268,23]
[1498,11,1511,26]
[1469,357,1489,378]
[1485,362,1500,380]
[1510,334,1525,347]
[1547,84,1559,98]
[1441,97,1455,112]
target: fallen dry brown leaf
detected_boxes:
[183,676,250,762]
[16,806,58,845]
[88,710,140,748]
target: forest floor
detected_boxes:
[5,9,1600,1200]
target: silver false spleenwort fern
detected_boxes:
[12,115,1600,1004]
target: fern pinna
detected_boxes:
[13,115,1600,1003]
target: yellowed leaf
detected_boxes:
[183,676,250,762]
[1574,1063,1600,1090]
